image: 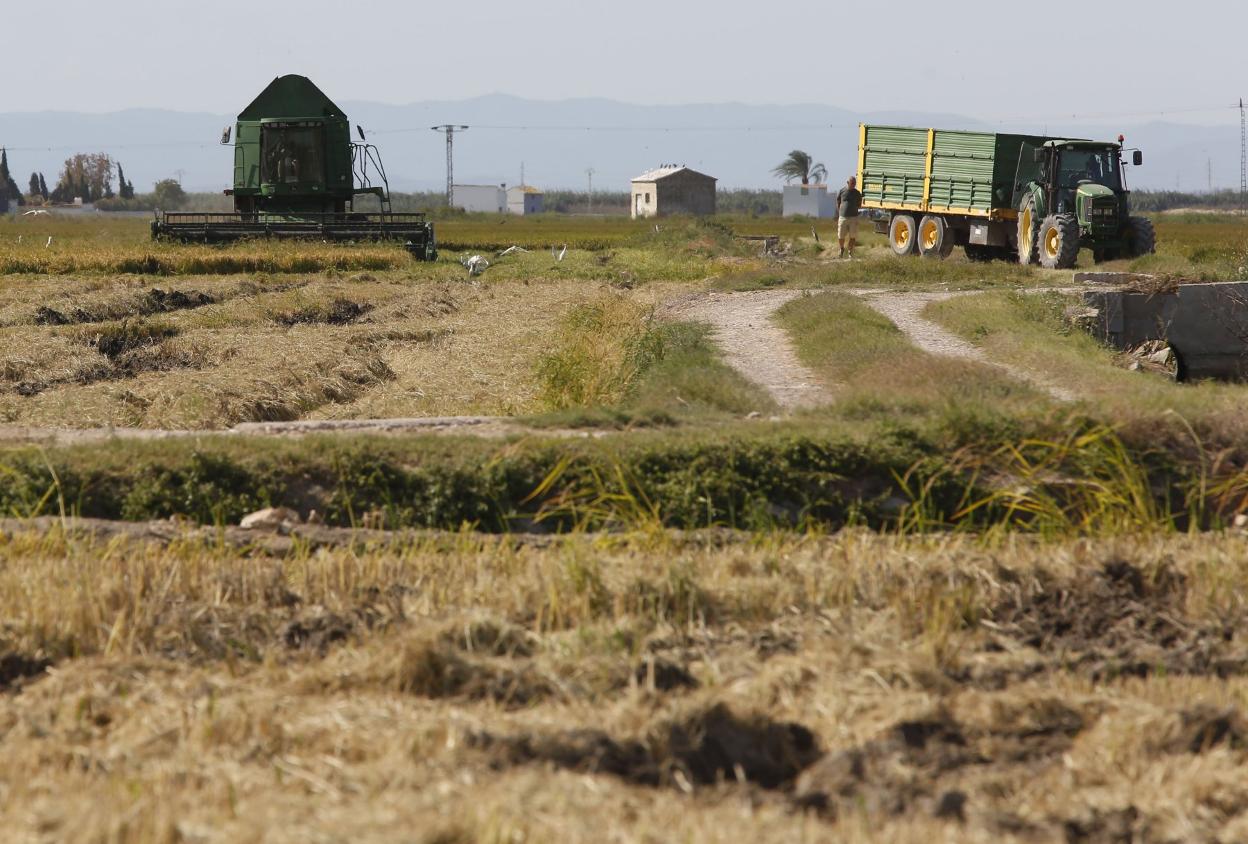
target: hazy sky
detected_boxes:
[5,0,1244,127]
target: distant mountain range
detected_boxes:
[1,94,1239,195]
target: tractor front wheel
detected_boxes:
[1125,216,1156,257]
[1017,194,1041,265]
[1038,214,1081,269]
[889,214,918,257]
[918,215,955,259]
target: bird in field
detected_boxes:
[45,237,52,248]
[557,245,567,262]
[22,209,49,217]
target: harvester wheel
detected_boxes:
[1017,194,1040,265]
[918,215,955,259]
[1038,213,1081,269]
[889,214,918,257]
[1092,248,1121,264]
[1125,216,1156,257]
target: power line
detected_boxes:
[367,103,1245,136]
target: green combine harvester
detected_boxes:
[152,75,436,260]
[858,124,1154,268]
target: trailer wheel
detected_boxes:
[1125,216,1156,257]
[889,214,918,256]
[917,215,955,259]
[1038,214,1081,269]
[1017,194,1040,265]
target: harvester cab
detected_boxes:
[1017,138,1154,268]
[152,75,436,260]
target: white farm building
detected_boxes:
[782,184,837,218]
[454,184,506,214]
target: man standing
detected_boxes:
[837,175,863,259]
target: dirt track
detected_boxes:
[862,291,1076,401]
[674,288,1073,407]
[672,290,833,409]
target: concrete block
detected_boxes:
[1082,281,1248,381]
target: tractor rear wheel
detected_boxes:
[1125,216,1156,257]
[1017,194,1040,265]
[889,214,918,257]
[918,215,955,259]
[1038,214,1081,269]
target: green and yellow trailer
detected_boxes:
[856,123,1154,268]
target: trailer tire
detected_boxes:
[1125,216,1156,257]
[889,214,918,256]
[1038,213,1081,269]
[918,215,955,259]
[1017,194,1040,265]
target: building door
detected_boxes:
[634,193,643,217]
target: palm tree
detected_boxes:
[772,150,827,186]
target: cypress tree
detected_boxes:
[0,149,24,205]
[28,173,39,198]
[38,174,48,199]
[117,163,135,200]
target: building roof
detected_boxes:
[630,165,716,183]
[507,184,543,195]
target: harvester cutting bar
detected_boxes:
[151,212,438,260]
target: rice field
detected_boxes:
[3,209,1248,842]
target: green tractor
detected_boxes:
[1016,139,1154,269]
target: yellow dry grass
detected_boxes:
[0,274,678,429]
[3,525,1248,842]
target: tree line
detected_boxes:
[0,148,182,213]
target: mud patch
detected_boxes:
[0,652,50,690]
[986,559,1245,679]
[470,703,819,790]
[1164,705,1248,754]
[795,698,1085,819]
[1061,805,1150,843]
[88,321,180,359]
[632,655,699,692]
[279,613,355,653]
[275,298,373,326]
[33,288,217,326]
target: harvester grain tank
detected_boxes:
[857,124,1153,268]
[152,75,436,259]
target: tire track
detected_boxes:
[671,290,833,409]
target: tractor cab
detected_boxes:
[1016,137,1152,268]
[1033,140,1142,235]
